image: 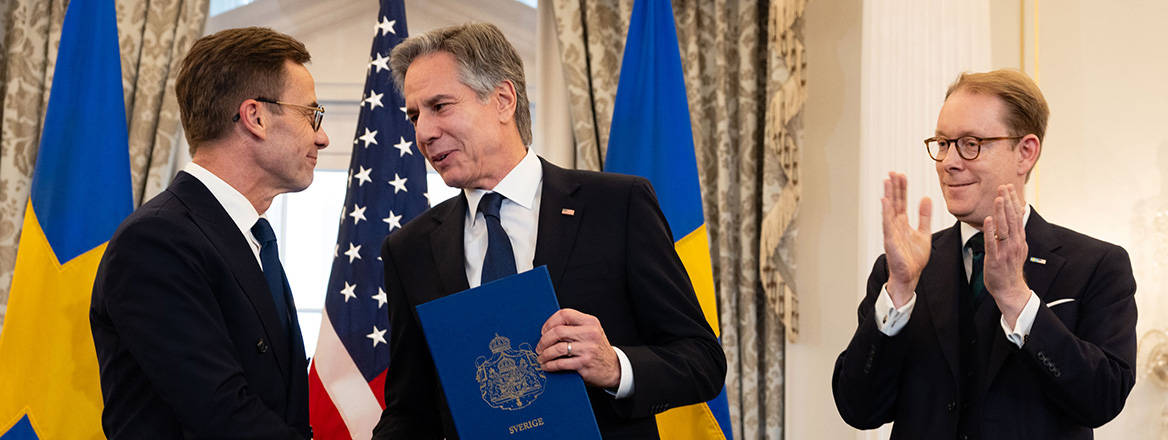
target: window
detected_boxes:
[268,169,457,354]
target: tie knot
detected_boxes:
[967,232,985,256]
[251,218,277,245]
[478,192,505,219]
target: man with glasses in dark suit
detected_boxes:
[90,27,328,439]
[833,69,1137,439]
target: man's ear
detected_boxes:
[1017,133,1041,178]
[237,99,269,140]
[494,80,517,125]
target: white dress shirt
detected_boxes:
[461,149,635,398]
[875,205,1041,348]
[182,162,267,269]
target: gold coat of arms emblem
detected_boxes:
[475,334,547,410]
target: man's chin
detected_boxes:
[951,211,987,227]
[287,175,313,193]
[945,204,976,222]
[437,174,464,189]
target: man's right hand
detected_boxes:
[881,172,932,307]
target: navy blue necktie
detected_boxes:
[479,192,517,284]
[967,232,987,304]
[251,218,294,330]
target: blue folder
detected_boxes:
[415,266,602,439]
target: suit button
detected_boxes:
[256,338,269,353]
[968,338,976,346]
[947,401,956,412]
[959,434,969,440]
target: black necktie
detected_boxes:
[479,192,517,284]
[251,218,295,330]
[967,232,987,303]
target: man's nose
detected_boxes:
[316,127,330,149]
[414,113,439,144]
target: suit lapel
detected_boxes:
[532,159,582,286]
[1019,211,1066,300]
[922,223,964,383]
[983,209,1066,385]
[429,194,471,296]
[169,172,290,379]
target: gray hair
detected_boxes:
[390,22,531,146]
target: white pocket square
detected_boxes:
[1046,298,1076,307]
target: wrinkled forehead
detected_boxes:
[403,52,469,103]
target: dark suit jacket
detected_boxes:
[372,158,726,439]
[833,210,1137,439]
[90,171,310,439]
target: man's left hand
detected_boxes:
[983,184,1031,326]
[536,308,621,389]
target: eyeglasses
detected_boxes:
[924,135,1022,161]
[233,97,325,131]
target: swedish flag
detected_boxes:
[605,0,732,438]
[0,0,130,437]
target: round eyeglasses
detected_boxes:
[924,135,1022,161]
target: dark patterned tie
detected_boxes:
[967,232,987,303]
[479,192,517,284]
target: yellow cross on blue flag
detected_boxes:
[0,0,131,437]
[604,0,732,439]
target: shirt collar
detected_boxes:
[961,204,1032,248]
[182,161,262,234]
[464,148,542,223]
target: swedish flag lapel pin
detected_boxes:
[1029,256,1047,265]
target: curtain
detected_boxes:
[0,0,208,326]
[550,0,806,438]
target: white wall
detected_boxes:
[786,0,864,438]
[1027,1,1168,438]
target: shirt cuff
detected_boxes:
[875,283,916,336]
[1001,290,1041,348]
[606,346,635,399]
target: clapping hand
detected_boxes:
[881,172,933,306]
[982,184,1031,326]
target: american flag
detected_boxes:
[308,1,426,438]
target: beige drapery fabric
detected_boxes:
[550,1,805,437]
[0,0,208,326]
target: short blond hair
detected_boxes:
[946,69,1049,142]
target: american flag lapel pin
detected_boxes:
[561,208,575,216]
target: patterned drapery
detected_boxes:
[0,0,208,326]
[550,0,805,437]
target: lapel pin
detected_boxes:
[561,208,575,216]
[1029,257,1047,265]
